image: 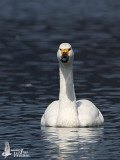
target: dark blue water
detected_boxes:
[0,0,120,159]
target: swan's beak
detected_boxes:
[61,49,69,63]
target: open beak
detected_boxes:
[61,49,69,63]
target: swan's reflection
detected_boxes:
[41,127,103,159]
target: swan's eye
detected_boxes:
[60,48,61,51]
[69,48,71,51]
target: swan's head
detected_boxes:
[57,43,74,64]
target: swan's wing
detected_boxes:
[41,100,59,127]
[5,142,10,153]
[77,99,104,127]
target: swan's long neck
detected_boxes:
[59,63,76,102]
[57,63,79,127]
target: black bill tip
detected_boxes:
[61,52,69,63]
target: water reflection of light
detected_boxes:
[41,127,103,159]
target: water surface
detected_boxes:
[0,0,120,159]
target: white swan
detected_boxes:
[41,43,104,127]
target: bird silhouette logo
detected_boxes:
[2,142,12,158]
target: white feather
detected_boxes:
[41,43,104,127]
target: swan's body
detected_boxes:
[41,43,104,127]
